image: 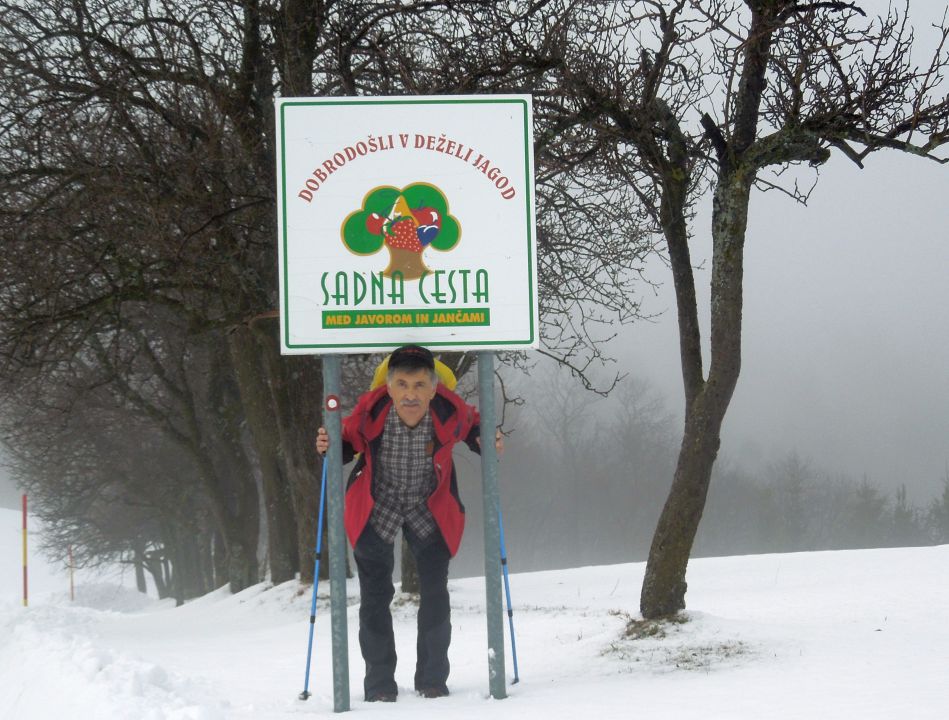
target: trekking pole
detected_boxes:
[299,458,328,701]
[497,506,520,683]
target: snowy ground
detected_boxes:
[3,507,948,719]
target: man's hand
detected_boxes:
[315,427,329,456]
[477,429,504,457]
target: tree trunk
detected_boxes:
[400,537,419,593]
[203,339,263,593]
[193,448,260,593]
[212,528,227,587]
[228,325,299,584]
[144,550,169,599]
[133,545,147,594]
[183,530,210,598]
[640,168,751,618]
[199,530,216,592]
[640,395,727,617]
[224,527,259,592]
[251,318,325,583]
[171,530,186,607]
[383,247,430,280]
[162,555,173,598]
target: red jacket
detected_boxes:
[341,384,481,557]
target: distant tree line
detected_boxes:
[698,456,949,557]
[480,366,949,578]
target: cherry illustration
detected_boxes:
[365,212,386,235]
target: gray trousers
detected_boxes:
[353,524,451,698]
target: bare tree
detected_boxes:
[0,353,218,601]
[926,469,949,543]
[0,304,263,592]
[543,0,948,617]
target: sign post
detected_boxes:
[276,94,536,707]
[478,351,506,698]
[322,355,350,712]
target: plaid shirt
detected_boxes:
[369,408,437,543]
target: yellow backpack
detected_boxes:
[369,354,458,391]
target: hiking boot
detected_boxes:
[418,686,449,699]
[366,691,397,703]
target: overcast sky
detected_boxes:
[620,146,949,502]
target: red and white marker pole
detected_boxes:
[22,494,28,607]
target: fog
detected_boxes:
[0,467,16,510]
[604,0,949,506]
[620,150,949,503]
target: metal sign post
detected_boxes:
[478,352,506,699]
[323,355,350,712]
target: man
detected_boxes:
[315,344,503,702]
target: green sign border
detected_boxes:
[277,97,536,351]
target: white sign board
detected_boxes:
[275,95,537,354]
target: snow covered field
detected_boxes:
[3,506,948,719]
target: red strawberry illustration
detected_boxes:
[384,217,423,252]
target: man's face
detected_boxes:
[386,367,437,428]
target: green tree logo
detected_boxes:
[341,183,461,279]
